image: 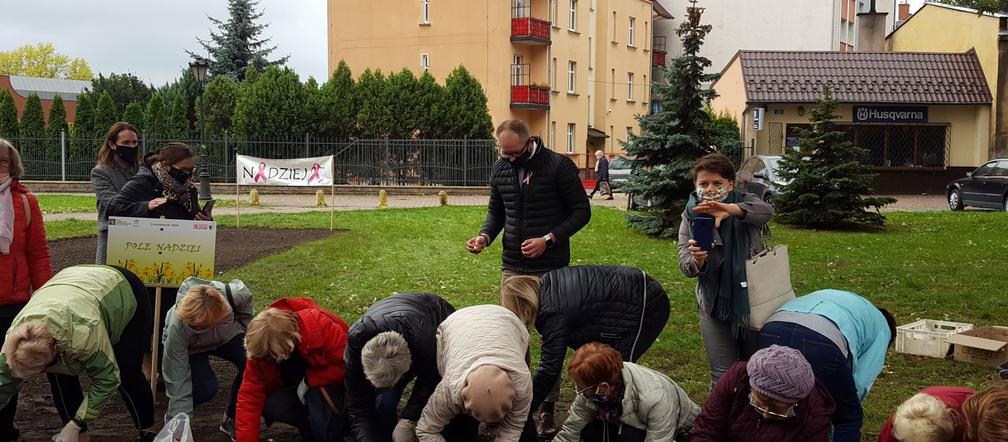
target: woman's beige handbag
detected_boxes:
[746,227,795,330]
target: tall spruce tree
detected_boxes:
[20,94,46,176]
[145,93,169,140]
[168,92,190,139]
[354,69,393,139]
[95,92,118,136]
[0,91,18,137]
[775,87,895,230]
[200,75,240,137]
[47,95,69,161]
[443,66,493,140]
[72,93,94,140]
[189,0,290,80]
[20,94,45,137]
[620,3,719,237]
[318,60,358,138]
[122,102,144,134]
[415,71,447,139]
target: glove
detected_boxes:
[297,378,309,405]
[53,421,82,442]
[392,419,418,442]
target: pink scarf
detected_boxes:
[0,177,13,254]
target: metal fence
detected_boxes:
[5,131,498,186]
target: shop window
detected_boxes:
[857,126,886,167]
[917,126,946,167]
[888,126,915,167]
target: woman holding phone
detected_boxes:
[108,142,212,222]
[677,153,773,386]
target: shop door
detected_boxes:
[768,122,784,155]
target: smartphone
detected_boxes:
[692,215,715,252]
[201,199,215,216]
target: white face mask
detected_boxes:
[0,172,9,182]
[696,184,730,202]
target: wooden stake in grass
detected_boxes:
[315,190,327,207]
[379,190,388,208]
[439,191,448,206]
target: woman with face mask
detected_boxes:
[677,153,773,386]
[90,122,141,264]
[107,142,211,221]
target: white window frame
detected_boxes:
[628,17,636,47]
[568,61,576,93]
[550,121,557,148]
[421,53,430,71]
[512,55,524,86]
[567,123,576,153]
[627,72,634,101]
[551,58,558,91]
[550,0,558,27]
[569,0,577,31]
[422,0,430,24]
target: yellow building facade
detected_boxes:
[327,0,664,172]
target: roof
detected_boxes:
[732,50,992,105]
[652,0,673,20]
[5,75,91,101]
[889,2,1006,37]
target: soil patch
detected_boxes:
[14,227,339,441]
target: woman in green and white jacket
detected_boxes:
[0,264,156,442]
[162,276,254,440]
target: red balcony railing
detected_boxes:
[511,85,550,109]
[511,17,551,44]
[653,51,667,66]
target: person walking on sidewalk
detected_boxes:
[589,150,612,200]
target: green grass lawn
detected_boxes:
[34,194,260,216]
[42,207,1006,440]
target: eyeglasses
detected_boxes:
[749,393,796,420]
[575,384,598,398]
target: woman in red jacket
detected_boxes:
[0,139,52,440]
[691,345,835,442]
[879,386,975,442]
[236,297,348,442]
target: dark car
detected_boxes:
[947,159,1008,211]
[737,155,789,204]
[608,156,633,190]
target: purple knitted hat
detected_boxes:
[747,345,815,404]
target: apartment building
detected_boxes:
[328,0,668,172]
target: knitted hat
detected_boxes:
[747,345,815,404]
[462,365,516,423]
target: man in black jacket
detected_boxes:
[589,150,613,199]
[344,293,457,442]
[466,119,591,285]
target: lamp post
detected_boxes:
[189,57,211,201]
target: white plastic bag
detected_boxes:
[154,413,194,442]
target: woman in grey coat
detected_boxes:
[677,153,773,385]
[90,122,140,264]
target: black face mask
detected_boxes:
[507,138,534,168]
[115,145,138,164]
[168,167,192,184]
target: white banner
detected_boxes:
[236,154,334,186]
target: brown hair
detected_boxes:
[691,153,737,182]
[245,308,301,362]
[0,139,25,179]
[568,343,623,388]
[963,382,1008,442]
[97,122,139,168]
[150,142,195,167]
[495,119,531,140]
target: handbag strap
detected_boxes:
[747,224,774,258]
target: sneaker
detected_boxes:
[220,414,236,441]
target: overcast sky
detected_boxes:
[0,0,327,86]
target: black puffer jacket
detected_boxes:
[344,293,455,441]
[480,137,591,273]
[107,167,200,220]
[531,265,670,411]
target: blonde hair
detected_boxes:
[963,382,1008,442]
[245,308,301,362]
[0,139,25,179]
[891,392,955,442]
[2,323,56,378]
[176,285,231,329]
[500,276,541,329]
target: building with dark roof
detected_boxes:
[710,49,992,194]
[0,74,91,125]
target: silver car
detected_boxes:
[737,155,789,204]
[608,156,634,190]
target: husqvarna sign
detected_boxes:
[853,105,928,124]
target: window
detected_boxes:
[588,37,593,66]
[568,61,576,93]
[422,0,430,24]
[512,55,524,86]
[567,123,576,153]
[569,0,577,31]
[421,53,430,71]
[643,74,648,102]
[610,68,615,99]
[551,58,558,90]
[550,0,558,26]
[551,121,557,148]
[628,17,636,46]
[644,21,649,50]
[609,125,614,150]
[627,72,634,101]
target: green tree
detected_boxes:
[706,107,743,166]
[0,91,18,138]
[317,60,358,138]
[415,71,447,139]
[72,94,94,140]
[775,87,895,230]
[169,92,190,139]
[189,0,290,80]
[621,4,720,237]
[122,102,145,134]
[156,69,199,134]
[231,65,309,139]
[354,69,393,139]
[936,0,1006,12]
[47,95,69,139]
[20,93,46,136]
[0,43,93,80]
[94,92,118,137]
[19,94,46,176]
[443,66,493,139]
[387,69,421,138]
[145,93,169,140]
[200,75,240,137]
[84,73,153,116]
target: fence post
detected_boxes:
[305,133,310,158]
[141,130,147,155]
[463,137,468,186]
[224,131,230,182]
[60,129,67,181]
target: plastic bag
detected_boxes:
[154,413,194,442]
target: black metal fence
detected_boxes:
[4,132,498,186]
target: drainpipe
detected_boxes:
[994,17,1008,158]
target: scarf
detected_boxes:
[0,178,12,254]
[686,190,751,337]
[591,385,625,423]
[152,162,195,213]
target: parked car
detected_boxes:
[947,159,1008,211]
[737,155,789,204]
[608,155,634,189]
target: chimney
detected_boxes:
[857,0,888,52]
[898,2,910,21]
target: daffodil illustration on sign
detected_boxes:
[106,217,217,287]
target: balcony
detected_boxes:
[510,64,549,110]
[511,5,551,45]
[653,36,667,66]
[653,51,667,66]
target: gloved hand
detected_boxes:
[297,378,309,405]
[53,421,82,442]
[392,419,418,442]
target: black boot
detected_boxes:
[536,402,558,439]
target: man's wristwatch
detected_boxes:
[543,234,555,248]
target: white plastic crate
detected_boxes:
[896,320,974,358]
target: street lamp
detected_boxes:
[189,57,211,201]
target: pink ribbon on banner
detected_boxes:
[254,162,267,183]
[308,163,322,183]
